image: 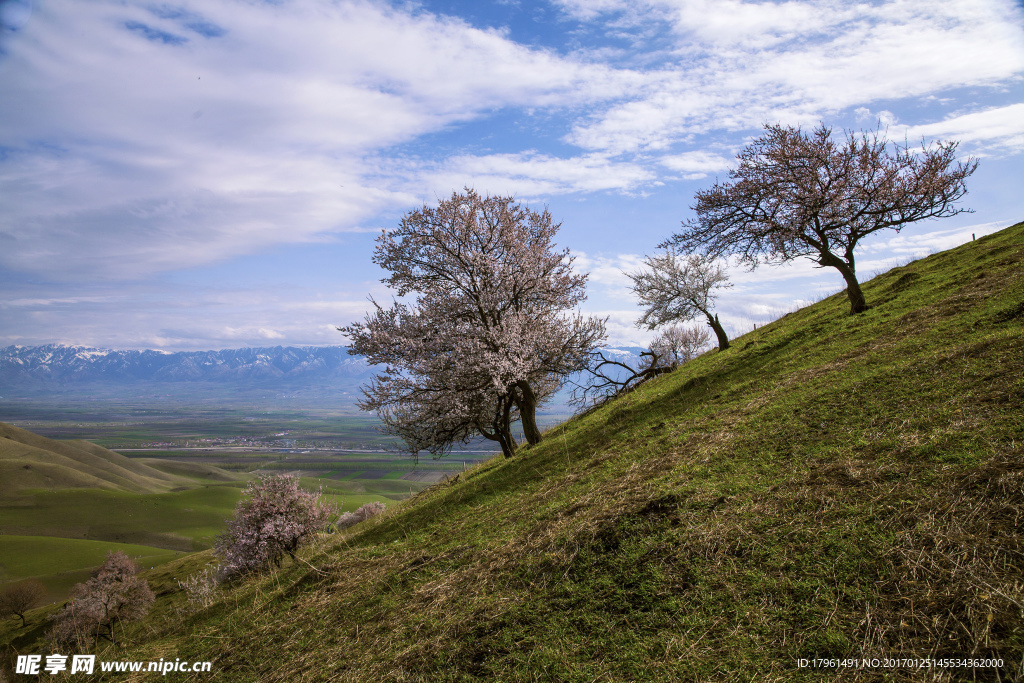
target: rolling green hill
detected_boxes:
[0,422,191,495]
[8,221,1024,681]
[0,424,249,602]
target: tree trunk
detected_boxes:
[515,380,543,445]
[838,265,867,314]
[495,429,517,459]
[818,251,867,314]
[479,428,516,459]
[492,394,518,458]
[705,312,730,351]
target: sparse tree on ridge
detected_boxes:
[0,579,46,628]
[627,249,732,351]
[569,347,673,409]
[341,189,606,459]
[663,123,977,314]
[569,324,712,409]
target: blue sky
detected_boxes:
[1,0,1022,351]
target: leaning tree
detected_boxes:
[627,248,732,350]
[341,189,606,458]
[663,123,977,314]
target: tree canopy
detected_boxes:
[342,189,605,458]
[48,552,154,650]
[216,474,334,580]
[664,123,977,314]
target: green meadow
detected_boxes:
[0,535,181,600]
[0,423,430,609]
[0,485,247,552]
[0,478,420,600]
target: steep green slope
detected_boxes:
[27,222,1024,681]
[0,422,188,495]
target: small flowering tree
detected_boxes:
[342,189,606,458]
[335,501,387,530]
[178,566,221,611]
[627,249,732,351]
[215,474,334,580]
[48,552,154,650]
[646,324,712,368]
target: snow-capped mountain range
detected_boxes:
[0,344,646,405]
[0,344,376,403]
[0,344,371,383]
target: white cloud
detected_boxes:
[854,108,898,127]
[0,0,637,279]
[659,150,734,175]
[393,151,656,200]
[574,251,645,296]
[4,0,1021,281]
[0,273,394,351]
[588,309,653,346]
[2,0,1022,352]
[895,104,1024,154]
[562,0,1024,154]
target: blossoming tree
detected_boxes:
[215,474,334,580]
[341,189,606,458]
[627,249,732,351]
[48,552,154,650]
[663,123,977,314]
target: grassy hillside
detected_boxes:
[0,422,191,495]
[8,222,1024,681]
[0,423,404,596]
[0,485,248,552]
[0,535,182,599]
[0,425,246,603]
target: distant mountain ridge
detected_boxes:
[0,344,379,404]
[0,344,371,384]
[0,344,647,406]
